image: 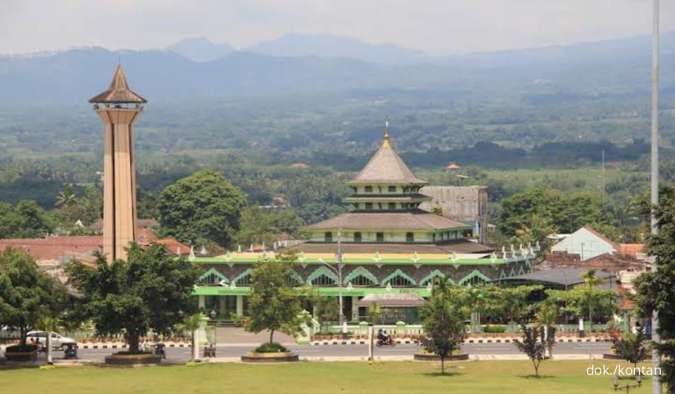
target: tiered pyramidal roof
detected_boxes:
[351,130,426,185]
[89,65,147,104]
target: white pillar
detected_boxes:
[198,296,205,310]
[352,296,359,321]
[368,325,374,361]
[236,295,243,317]
[218,297,226,318]
[46,332,53,364]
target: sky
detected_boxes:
[1,0,675,55]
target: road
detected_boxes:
[63,341,611,363]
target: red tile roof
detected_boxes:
[0,232,190,262]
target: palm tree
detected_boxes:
[55,186,78,208]
[176,313,204,361]
[581,270,600,332]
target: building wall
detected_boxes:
[197,260,531,288]
[309,230,439,243]
[419,186,488,243]
[551,227,616,261]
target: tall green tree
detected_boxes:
[0,248,65,347]
[236,206,303,246]
[158,170,247,248]
[634,186,675,391]
[420,277,468,375]
[67,243,198,353]
[246,253,305,345]
[0,200,53,238]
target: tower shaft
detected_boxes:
[98,108,140,262]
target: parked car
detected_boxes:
[26,331,77,351]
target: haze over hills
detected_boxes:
[0,31,673,106]
[245,33,427,65]
[167,37,235,62]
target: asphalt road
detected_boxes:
[58,342,611,364]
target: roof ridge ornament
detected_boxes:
[382,117,391,149]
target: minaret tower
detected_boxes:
[90,65,146,262]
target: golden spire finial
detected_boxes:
[382,117,391,148]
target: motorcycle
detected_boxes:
[153,343,166,359]
[376,335,396,347]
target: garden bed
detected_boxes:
[104,352,162,365]
[4,344,38,362]
[241,342,299,362]
[413,352,469,361]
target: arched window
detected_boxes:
[344,266,378,287]
[197,268,228,286]
[307,267,338,287]
[459,270,491,287]
[420,270,452,287]
[312,274,337,286]
[233,269,253,286]
[382,269,416,288]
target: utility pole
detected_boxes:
[337,229,344,326]
[650,1,661,393]
[601,149,606,206]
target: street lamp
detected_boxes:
[612,374,642,393]
[319,229,345,326]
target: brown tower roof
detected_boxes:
[350,129,426,185]
[89,65,147,104]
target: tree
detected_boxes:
[634,186,675,391]
[0,248,65,348]
[514,325,547,377]
[67,243,198,353]
[612,326,647,370]
[309,291,339,327]
[245,253,305,345]
[581,269,600,332]
[236,206,303,246]
[0,200,53,238]
[547,284,616,334]
[536,299,559,358]
[420,278,468,375]
[158,170,247,248]
[176,313,205,361]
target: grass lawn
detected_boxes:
[2,360,651,394]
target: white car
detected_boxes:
[26,331,77,351]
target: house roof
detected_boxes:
[306,211,470,231]
[350,132,426,185]
[582,225,619,250]
[290,240,493,254]
[0,236,102,262]
[0,232,190,262]
[89,65,147,104]
[499,268,612,288]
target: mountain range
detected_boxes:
[0,32,673,105]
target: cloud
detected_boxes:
[1,0,674,54]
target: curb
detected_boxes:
[309,336,612,346]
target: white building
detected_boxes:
[550,225,617,261]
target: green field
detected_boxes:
[1,361,652,394]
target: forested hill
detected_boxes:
[1,32,674,105]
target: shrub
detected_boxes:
[5,344,38,353]
[482,325,507,333]
[254,342,288,353]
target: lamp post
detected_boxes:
[319,229,345,326]
[650,1,661,393]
